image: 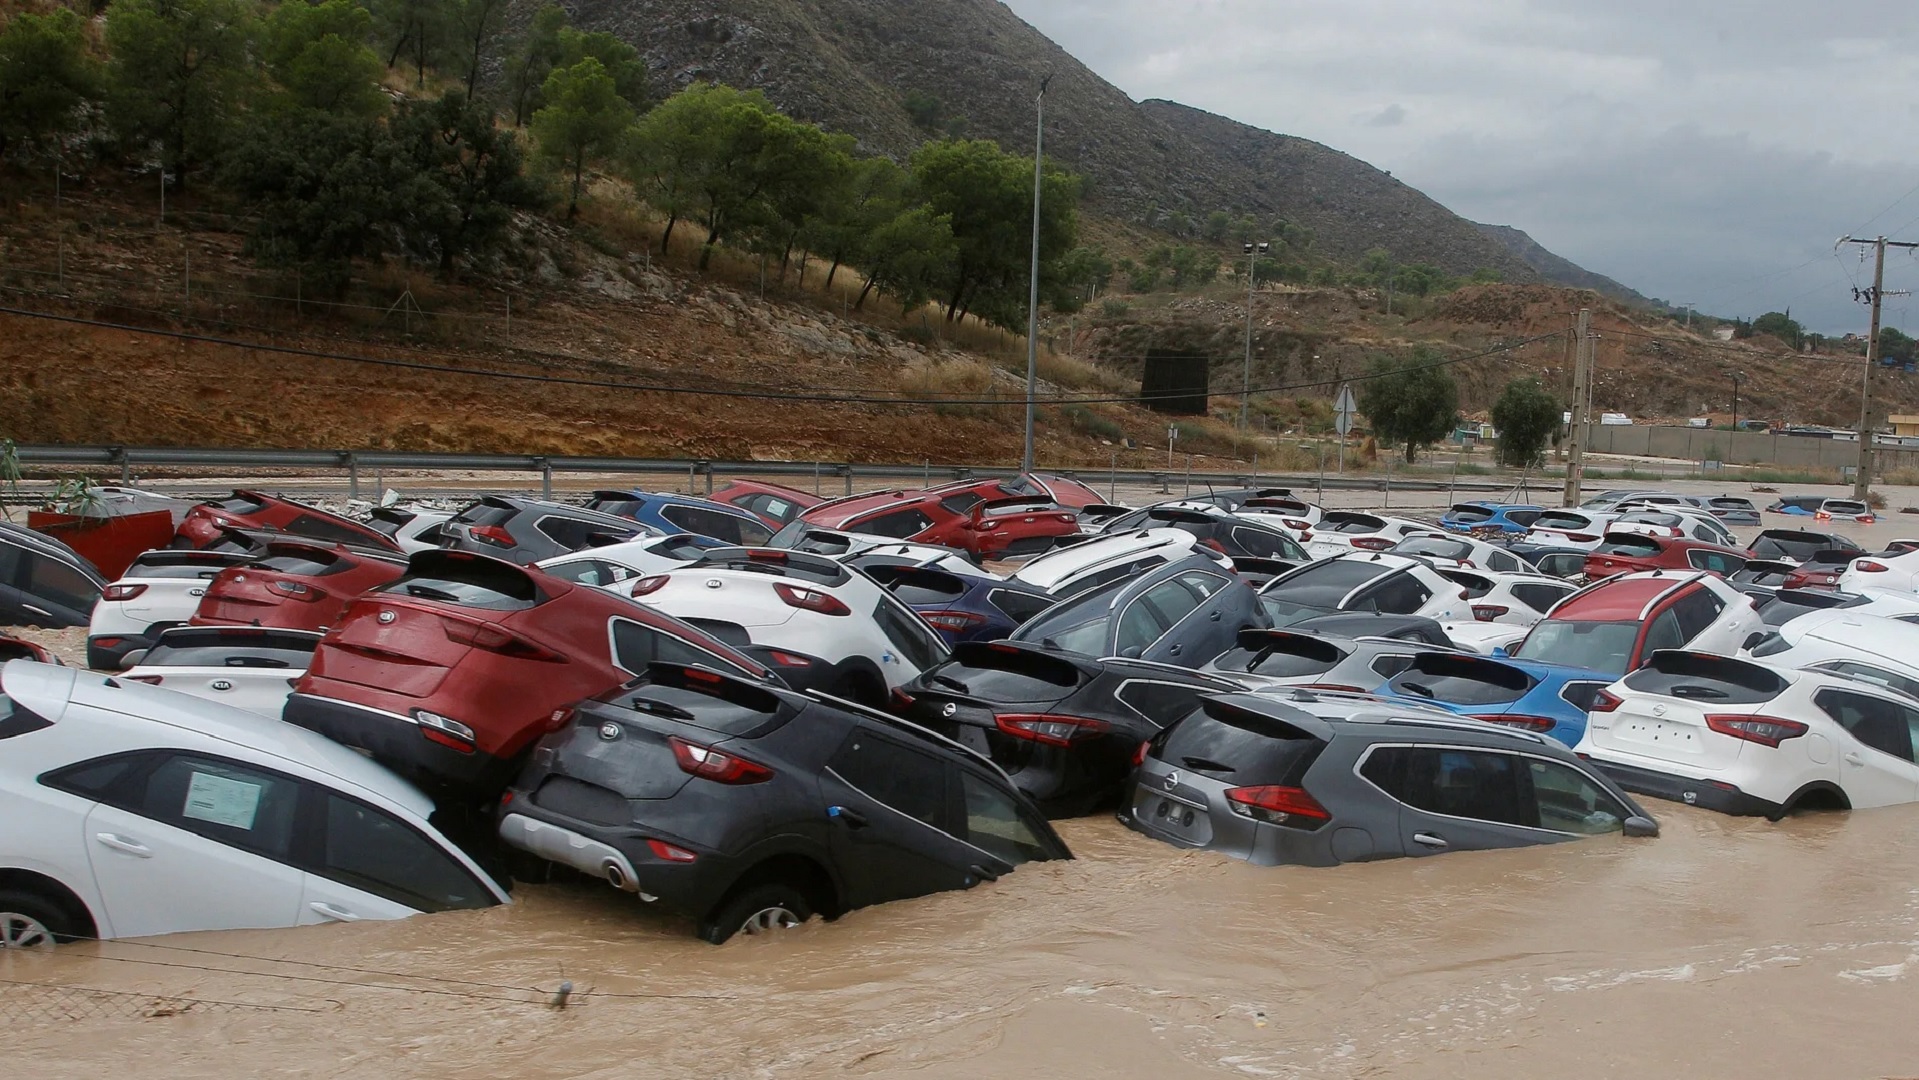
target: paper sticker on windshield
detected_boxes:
[182,770,263,830]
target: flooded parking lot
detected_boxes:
[8,805,1919,1078]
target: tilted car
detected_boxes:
[1201,627,1458,693]
[284,550,775,800]
[782,487,1081,559]
[0,635,57,664]
[1749,528,1864,565]
[1121,690,1656,866]
[1258,553,1471,628]
[1375,650,1614,747]
[1440,502,1544,535]
[0,522,104,630]
[625,547,949,704]
[498,663,1070,943]
[1302,511,1441,559]
[0,660,508,948]
[88,548,256,669]
[1777,548,1863,590]
[708,479,824,529]
[190,539,409,634]
[1523,508,1622,551]
[840,542,989,577]
[439,496,649,566]
[1578,650,1919,818]
[896,640,1242,815]
[860,563,1057,645]
[535,534,718,590]
[120,626,319,719]
[1744,609,1919,697]
[1007,554,1264,667]
[1507,570,1762,679]
[1837,548,1919,594]
[1009,528,1228,599]
[1441,568,1578,627]
[365,506,456,553]
[585,490,776,546]
[1095,504,1309,562]
[1388,532,1532,573]
[1583,532,1748,580]
[173,490,399,552]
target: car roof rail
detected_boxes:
[689,546,852,586]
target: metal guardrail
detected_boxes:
[8,444,1510,500]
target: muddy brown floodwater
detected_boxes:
[5,807,1919,1078]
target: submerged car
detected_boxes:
[1121,690,1656,866]
[1258,553,1469,628]
[440,497,648,566]
[1009,529,1227,599]
[0,659,508,947]
[1440,502,1544,535]
[498,662,1070,943]
[1583,532,1748,580]
[897,640,1242,815]
[861,563,1057,645]
[1201,627,1456,692]
[709,479,825,529]
[1007,554,1264,666]
[1376,650,1613,747]
[1509,571,1762,678]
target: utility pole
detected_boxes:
[1019,74,1052,475]
[1562,308,1593,507]
[1240,241,1269,435]
[1837,234,1919,499]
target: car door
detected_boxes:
[1358,745,1551,856]
[817,726,980,908]
[9,549,99,627]
[1133,576,1208,663]
[298,789,498,924]
[1810,689,1919,808]
[64,751,306,938]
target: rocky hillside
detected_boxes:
[1474,224,1651,307]
[553,0,1618,285]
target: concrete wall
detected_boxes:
[1582,425,1919,473]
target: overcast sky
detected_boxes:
[1003,0,1919,335]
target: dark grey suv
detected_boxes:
[1121,691,1657,866]
[498,663,1071,943]
[441,497,650,565]
[1007,553,1265,666]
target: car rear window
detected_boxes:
[127,557,240,580]
[256,550,347,577]
[379,554,541,611]
[927,644,1086,703]
[988,588,1054,626]
[1824,500,1869,516]
[608,680,790,739]
[1751,533,1831,561]
[140,636,315,669]
[1621,651,1788,704]
[1531,511,1593,530]
[1709,498,1757,512]
[1266,559,1393,607]
[209,494,268,514]
[1448,504,1494,522]
[1321,513,1387,535]
[1211,634,1347,678]
[1157,700,1324,786]
[1593,536,1661,557]
[869,567,968,606]
[1389,655,1535,706]
[451,502,517,527]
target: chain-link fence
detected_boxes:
[0,978,334,1023]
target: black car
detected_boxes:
[897,640,1243,816]
[0,522,106,628]
[1501,542,1591,580]
[498,663,1071,944]
[1748,529,1864,563]
[441,496,647,565]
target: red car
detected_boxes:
[282,549,775,798]
[190,539,409,633]
[0,635,57,664]
[175,490,400,552]
[1583,531,1749,580]
[793,490,1081,559]
[922,473,1106,510]
[709,479,824,528]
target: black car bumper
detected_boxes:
[282,693,519,798]
[88,632,158,671]
[1584,757,1784,818]
[497,803,739,919]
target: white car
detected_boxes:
[1303,512,1441,560]
[1442,568,1578,626]
[1232,494,1324,539]
[1743,609,1919,696]
[0,659,508,948]
[1525,508,1621,551]
[365,506,456,553]
[1388,533,1531,573]
[839,542,992,578]
[1258,552,1471,627]
[119,627,318,719]
[1838,549,1919,594]
[1578,650,1919,818]
[1201,627,1464,692]
[536,534,715,589]
[625,547,949,702]
[1009,529,1226,598]
[87,549,255,670]
[1610,508,1738,547]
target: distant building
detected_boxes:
[1713,327,1736,341]
[1889,414,1919,437]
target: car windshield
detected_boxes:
[1514,620,1640,675]
[1259,594,1338,627]
[1531,511,1592,530]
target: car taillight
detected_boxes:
[1589,689,1624,713]
[1705,714,1808,747]
[269,580,323,600]
[1855,561,1889,573]
[994,713,1110,747]
[1470,713,1555,732]
[920,610,987,632]
[1283,519,1311,531]
[1472,605,1510,622]
[1566,533,1598,543]
[1199,538,1229,555]
[1352,537,1394,550]
[891,687,915,710]
[774,583,850,616]
[669,736,774,784]
[628,575,670,597]
[414,709,476,753]
[1132,739,1150,767]
[1224,785,1330,828]
[767,650,814,667]
[103,583,148,602]
[645,838,699,863]
[439,617,563,661]
[126,675,163,685]
[468,524,515,548]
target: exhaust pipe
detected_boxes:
[603,861,628,890]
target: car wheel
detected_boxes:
[0,890,76,950]
[698,883,814,945]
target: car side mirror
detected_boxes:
[1120,646,1143,659]
[1490,646,1508,657]
[1741,632,1765,651]
[1622,815,1659,838]
[119,649,149,668]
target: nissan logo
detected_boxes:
[377,610,397,624]
[1652,703,1667,717]
[941,703,958,718]
[1162,770,1181,791]
[598,722,622,741]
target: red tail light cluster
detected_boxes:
[994,713,1109,747]
[1282,518,1311,532]
[1225,785,1330,828]
[1854,561,1889,574]
[669,736,774,784]
[1704,714,1808,747]
[1132,739,1151,767]
[645,838,699,863]
[1566,533,1598,543]
[1199,538,1229,555]
[1470,713,1555,732]
[103,583,148,602]
[1351,537,1394,551]
[628,575,670,597]
[467,524,515,548]
[920,609,987,632]
[1471,605,1509,622]
[126,675,164,685]
[774,583,851,616]
[414,709,476,753]
[1588,688,1625,713]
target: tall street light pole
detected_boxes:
[1020,74,1052,475]
[1240,241,1268,435]
[1837,233,1919,500]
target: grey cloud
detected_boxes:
[1365,104,1407,128]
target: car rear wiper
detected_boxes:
[1398,682,1435,698]
[1669,685,1728,699]
[405,584,461,602]
[930,674,970,693]
[1180,756,1236,773]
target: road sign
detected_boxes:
[1334,384,1357,436]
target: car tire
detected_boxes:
[698,883,813,945]
[0,889,80,950]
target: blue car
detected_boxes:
[585,489,775,546]
[1441,501,1545,535]
[860,563,1059,645]
[1372,650,1613,747]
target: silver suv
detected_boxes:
[1121,690,1657,866]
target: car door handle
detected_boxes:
[828,806,869,829]
[1845,752,1865,767]
[309,902,362,922]
[1209,611,1222,621]
[94,833,152,858]
[1168,643,1182,655]
[1412,832,1449,850]
[967,863,1001,883]
[23,604,52,618]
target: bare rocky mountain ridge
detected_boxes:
[558,0,1642,299]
